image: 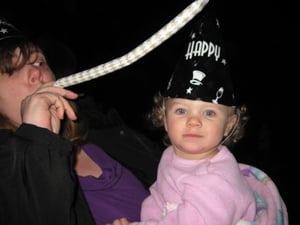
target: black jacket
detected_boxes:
[0,124,96,225]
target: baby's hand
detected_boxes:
[106,217,130,225]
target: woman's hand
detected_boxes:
[21,82,78,133]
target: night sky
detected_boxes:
[1,0,297,222]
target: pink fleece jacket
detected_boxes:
[130,145,256,225]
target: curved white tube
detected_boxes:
[54,0,209,88]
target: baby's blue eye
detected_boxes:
[203,110,215,117]
[175,108,186,115]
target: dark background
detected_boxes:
[1,0,297,223]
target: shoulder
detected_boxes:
[82,142,115,163]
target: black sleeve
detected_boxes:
[0,124,96,225]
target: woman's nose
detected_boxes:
[28,68,42,85]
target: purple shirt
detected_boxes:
[78,143,149,225]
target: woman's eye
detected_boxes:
[29,59,48,67]
[175,108,186,115]
[203,110,215,117]
[32,61,43,67]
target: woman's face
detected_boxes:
[0,48,55,126]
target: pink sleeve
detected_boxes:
[140,182,163,221]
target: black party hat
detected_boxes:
[164,3,236,106]
[0,17,24,41]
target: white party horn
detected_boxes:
[54,0,209,88]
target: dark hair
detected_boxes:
[0,37,41,75]
[0,24,88,151]
[0,37,42,130]
[60,101,89,152]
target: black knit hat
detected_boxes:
[0,17,24,41]
[163,4,236,106]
